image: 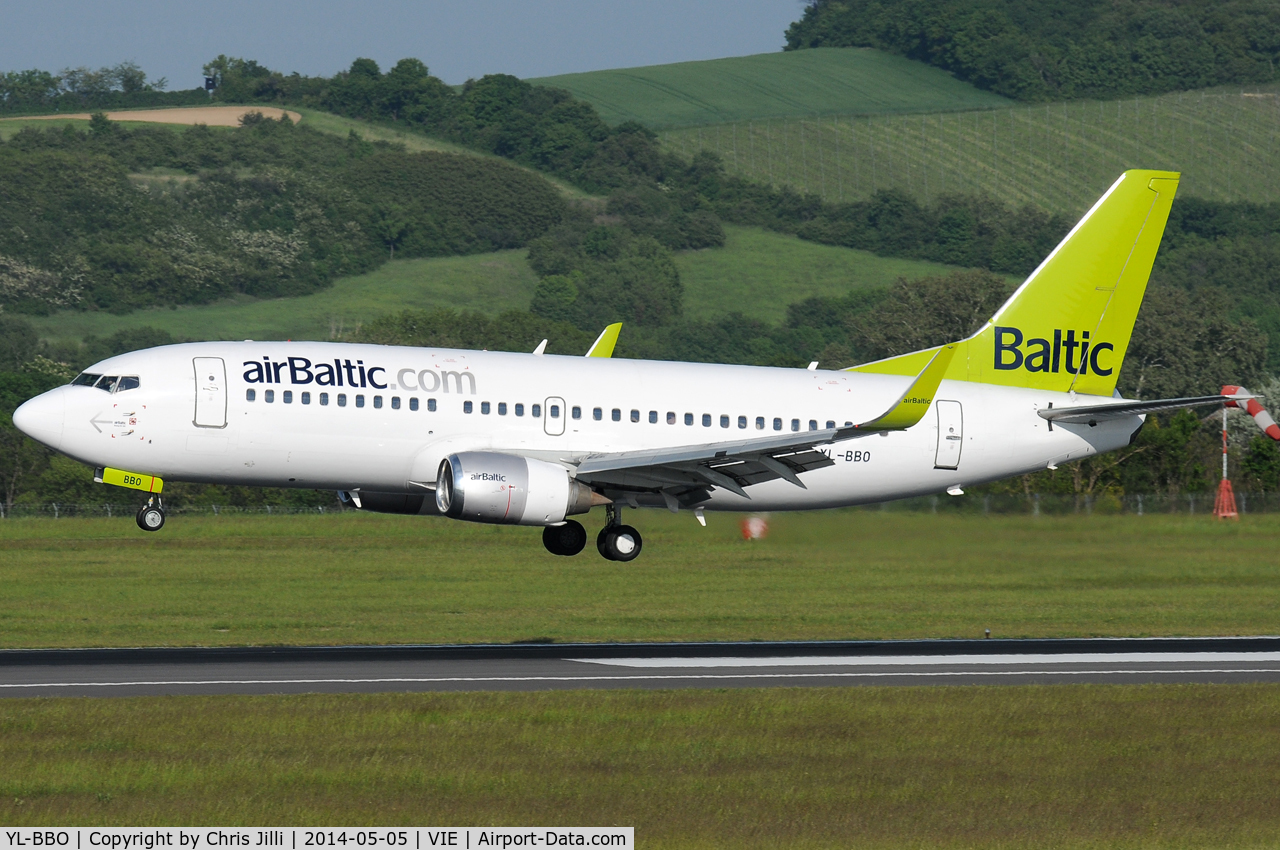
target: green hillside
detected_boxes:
[678,226,976,323]
[27,227,968,346]
[660,84,1280,215]
[529,48,1009,129]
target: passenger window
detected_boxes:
[756,416,765,430]
[593,407,603,421]
[409,398,419,411]
[302,392,311,405]
[515,403,524,416]
[773,417,782,431]
[72,373,102,387]
[550,404,560,418]
[791,419,800,432]
[356,395,365,408]
[373,396,383,409]
[391,397,400,409]
[265,390,275,403]
[428,398,437,412]
[630,409,639,423]
[685,413,693,426]
[117,376,140,392]
[320,393,329,406]
[464,401,473,413]
[532,404,542,417]
[246,389,256,402]
[572,406,581,420]
[667,412,676,425]
[738,415,747,429]
[499,402,507,415]
[809,419,817,430]
[612,408,621,422]
[826,420,835,429]
[649,411,658,424]
[337,393,347,407]
[720,415,729,428]
[283,391,293,404]
[702,414,711,427]
[481,401,490,414]
[844,421,853,427]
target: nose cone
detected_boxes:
[12,387,66,450]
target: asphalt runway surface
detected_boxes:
[2,638,1280,697]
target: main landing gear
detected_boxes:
[542,520,588,556]
[597,503,642,562]
[541,504,644,561]
[136,497,165,532]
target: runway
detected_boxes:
[3,637,1280,697]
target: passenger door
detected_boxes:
[934,400,963,469]
[193,357,228,428]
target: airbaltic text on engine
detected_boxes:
[242,357,477,394]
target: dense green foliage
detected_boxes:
[204,56,666,194]
[0,61,207,115]
[530,47,1009,128]
[0,114,565,313]
[785,0,1280,101]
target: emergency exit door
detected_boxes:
[544,396,566,436]
[193,357,227,428]
[934,400,963,469]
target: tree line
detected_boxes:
[0,61,207,114]
[785,0,1280,102]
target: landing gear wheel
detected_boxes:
[543,520,587,556]
[136,503,165,532]
[597,524,642,562]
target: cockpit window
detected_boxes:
[72,373,102,387]
[95,376,120,392]
[117,376,140,392]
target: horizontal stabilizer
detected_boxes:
[1038,392,1252,425]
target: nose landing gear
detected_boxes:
[597,503,642,562]
[136,497,165,532]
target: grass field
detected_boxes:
[2,511,1278,648]
[26,249,540,347]
[530,48,1009,129]
[3,685,1279,845]
[661,84,1280,214]
[27,226,962,346]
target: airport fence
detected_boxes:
[2,492,1279,519]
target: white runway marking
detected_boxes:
[570,652,1280,668]
[4,669,1280,690]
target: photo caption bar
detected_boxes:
[0,829,632,850]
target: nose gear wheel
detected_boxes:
[136,497,165,532]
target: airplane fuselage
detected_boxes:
[18,340,1141,512]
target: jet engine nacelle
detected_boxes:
[435,451,594,526]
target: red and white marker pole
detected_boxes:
[1216,386,1280,519]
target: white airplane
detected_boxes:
[13,170,1242,560]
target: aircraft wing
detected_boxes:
[1038,391,1251,425]
[567,345,956,502]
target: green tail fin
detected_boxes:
[850,170,1180,396]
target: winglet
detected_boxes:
[585,323,622,358]
[856,344,956,430]
[532,339,548,356]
